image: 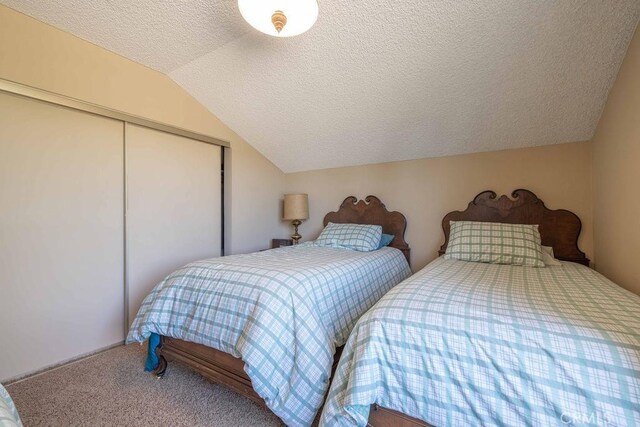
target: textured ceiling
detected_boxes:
[1,0,249,72]
[3,1,639,172]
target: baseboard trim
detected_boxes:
[3,341,125,385]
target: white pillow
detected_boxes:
[540,245,562,266]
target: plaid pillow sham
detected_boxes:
[315,222,383,252]
[444,221,545,267]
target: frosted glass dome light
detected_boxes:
[238,0,319,37]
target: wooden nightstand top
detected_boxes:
[271,238,293,249]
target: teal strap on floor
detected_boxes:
[144,333,161,372]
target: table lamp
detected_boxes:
[283,194,309,244]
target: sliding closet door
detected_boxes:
[126,124,221,324]
[0,93,124,381]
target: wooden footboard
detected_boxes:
[368,404,431,427]
[156,336,344,411]
[156,336,264,406]
[157,341,430,426]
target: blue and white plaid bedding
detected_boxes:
[321,257,640,426]
[127,242,410,426]
[0,384,21,427]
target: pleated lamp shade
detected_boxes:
[283,194,309,220]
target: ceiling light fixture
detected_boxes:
[238,0,318,37]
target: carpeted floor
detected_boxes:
[6,344,283,426]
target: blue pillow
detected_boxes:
[377,233,394,249]
[315,222,382,252]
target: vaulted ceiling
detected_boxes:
[3,1,639,172]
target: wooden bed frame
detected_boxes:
[367,189,589,427]
[438,189,588,265]
[154,195,410,418]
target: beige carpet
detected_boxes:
[6,344,283,426]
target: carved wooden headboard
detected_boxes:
[323,196,410,264]
[438,189,589,266]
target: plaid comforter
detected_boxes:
[321,257,640,426]
[0,384,21,427]
[127,243,410,426]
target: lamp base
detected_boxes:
[291,219,302,244]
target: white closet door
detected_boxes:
[0,93,124,381]
[126,124,221,324]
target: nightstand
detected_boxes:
[271,239,293,249]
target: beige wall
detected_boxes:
[6,5,628,281]
[0,5,287,254]
[592,25,640,295]
[286,142,593,271]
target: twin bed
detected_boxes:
[126,190,640,427]
[127,195,412,425]
[325,190,640,427]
